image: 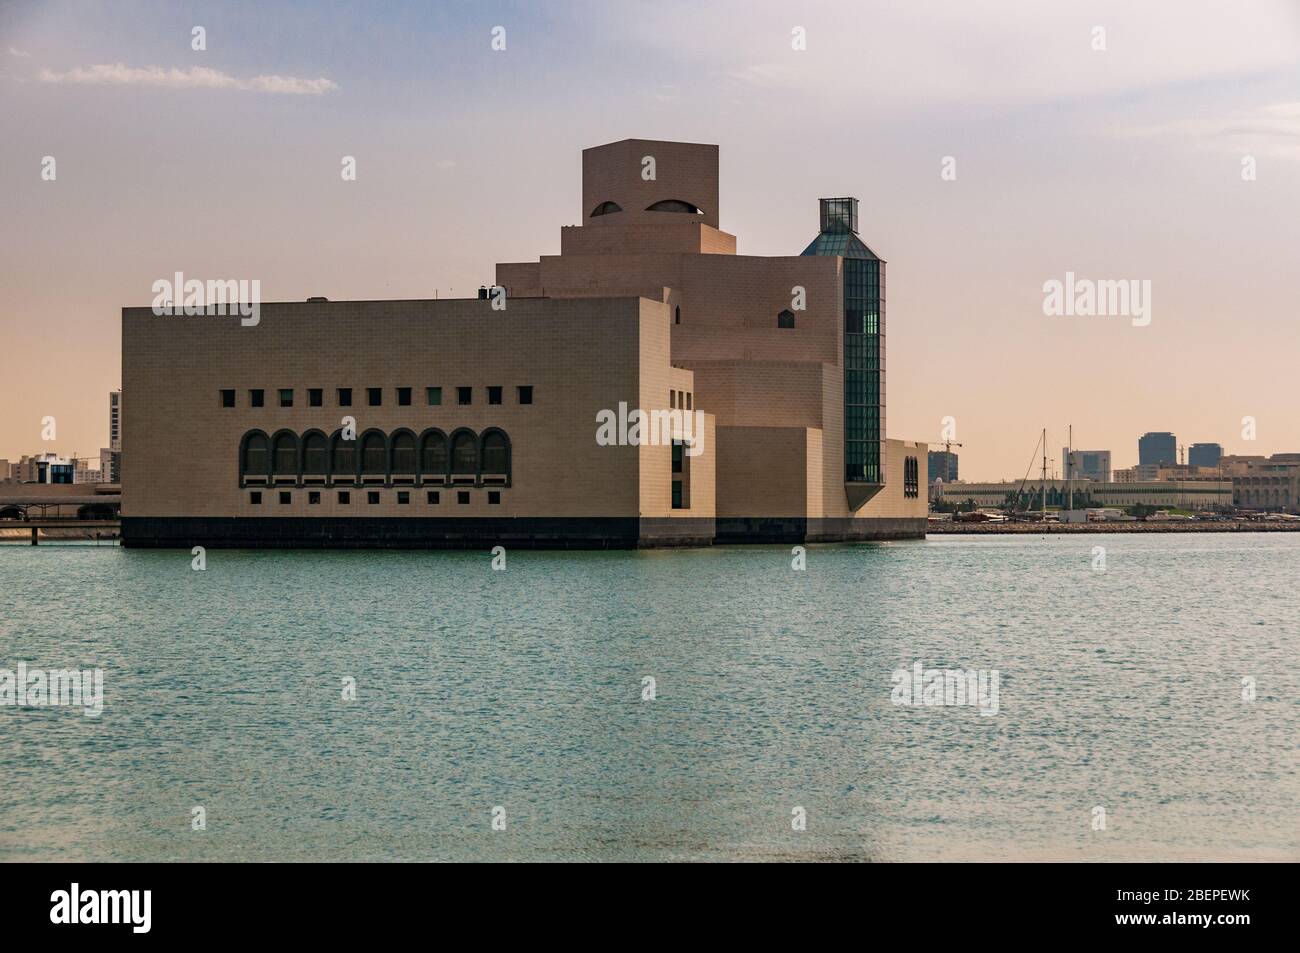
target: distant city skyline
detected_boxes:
[4,1,1300,477]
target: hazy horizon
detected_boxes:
[4,0,1299,479]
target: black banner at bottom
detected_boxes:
[0,861,1287,940]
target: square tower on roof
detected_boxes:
[582,139,719,229]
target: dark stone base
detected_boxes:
[715,516,927,544]
[122,515,926,549]
[806,517,927,542]
[121,516,715,550]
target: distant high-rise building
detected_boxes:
[928,450,958,484]
[1063,449,1111,482]
[72,457,101,484]
[1138,431,1177,466]
[1188,443,1223,468]
[109,390,122,452]
[15,452,74,484]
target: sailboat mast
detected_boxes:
[1067,424,1073,520]
[1041,427,1047,521]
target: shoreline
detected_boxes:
[0,529,120,542]
[926,521,1300,534]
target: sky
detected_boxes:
[2,0,1299,479]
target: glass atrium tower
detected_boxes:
[802,197,885,506]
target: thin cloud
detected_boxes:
[37,62,337,94]
[586,0,1300,116]
[724,62,798,89]
[8,46,32,58]
[1125,103,1300,161]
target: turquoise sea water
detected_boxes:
[1,533,1296,861]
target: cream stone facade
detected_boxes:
[1232,454,1300,513]
[121,138,927,547]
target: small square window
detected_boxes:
[488,386,503,405]
[397,387,412,406]
[309,491,321,504]
[457,491,470,504]
[338,491,351,504]
[279,389,293,408]
[220,389,235,408]
[427,491,440,504]
[517,386,533,405]
[279,491,291,504]
[338,388,352,407]
[397,491,410,504]
[367,491,380,504]
[488,491,501,505]
[367,388,382,407]
[426,387,442,406]
[309,388,323,407]
[250,491,262,504]
[250,389,265,408]
[457,387,472,405]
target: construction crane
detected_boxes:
[925,441,964,507]
[926,440,963,480]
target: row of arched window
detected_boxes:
[590,199,704,217]
[239,428,511,488]
[1237,487,1293,508]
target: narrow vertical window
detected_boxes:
[671,439,690,509]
